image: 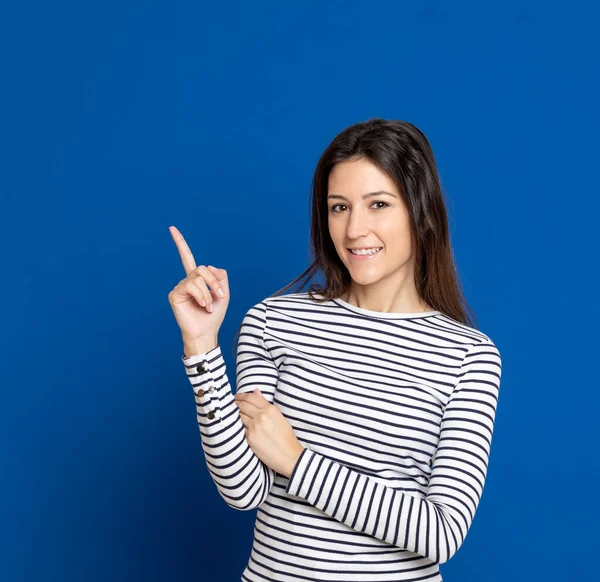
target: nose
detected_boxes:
[345,207,371,239]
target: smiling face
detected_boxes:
[327,157,416,291]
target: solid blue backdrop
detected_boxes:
[2,1,599,580]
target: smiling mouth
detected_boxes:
[348,247,383,256]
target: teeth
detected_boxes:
[350,247,382,255]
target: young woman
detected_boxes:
[168,118,502,581]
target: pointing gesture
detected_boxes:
[168,225,230,344]
[171,224,198,276]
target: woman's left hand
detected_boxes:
[234,388,305,478]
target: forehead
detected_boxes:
[328,158,400,198]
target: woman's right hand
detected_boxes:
[167,225,230,342]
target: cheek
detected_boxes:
[380,226,413,254]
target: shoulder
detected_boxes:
[428,312,500,352]
[262,291,326,312]
[263,290,314,306]
[243,291,316,323]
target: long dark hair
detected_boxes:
[232,117,477,360]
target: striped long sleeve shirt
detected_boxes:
[182,292,502,581]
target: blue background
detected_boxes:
[2,1,599,580]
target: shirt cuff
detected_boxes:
[182,344,225,423]
[285,447,313,495]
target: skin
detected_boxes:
[327,157,434,313]
[234,389,305,478]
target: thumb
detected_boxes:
[207,265,228,283]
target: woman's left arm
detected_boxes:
[283,339,502,565]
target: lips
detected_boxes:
[347,247,383,260]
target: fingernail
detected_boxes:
[217,288,224,297]
[207,304,214,313]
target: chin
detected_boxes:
[347,269,384,285]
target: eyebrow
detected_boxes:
[327,190,398,201]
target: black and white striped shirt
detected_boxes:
[182,292,502,581]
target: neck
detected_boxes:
[341,289,432,313]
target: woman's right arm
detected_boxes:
[167,225,278,510]
[181,300,279,511]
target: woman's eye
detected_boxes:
[330,201,390,213]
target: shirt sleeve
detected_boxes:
[182,300,279,511]
[284,338,502,564]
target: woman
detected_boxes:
[168,118,502,581]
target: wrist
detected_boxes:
[183,336,219,358]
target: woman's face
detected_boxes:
[327,157,415,288]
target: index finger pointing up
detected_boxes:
[169,226,197,275]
